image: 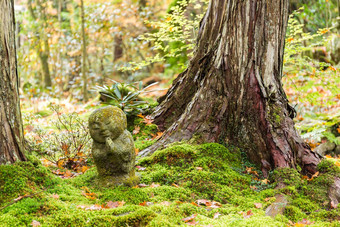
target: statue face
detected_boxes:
[89,118,122,143]
[89,106,127,143]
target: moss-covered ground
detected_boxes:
[1,141,340,227]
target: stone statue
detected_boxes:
[88,106,139,186]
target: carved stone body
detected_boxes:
[89,106,138,186]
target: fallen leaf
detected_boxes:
[13,195,24,202]
[150,182,160,188]
[254,203,262,208]
[133,126,140,135]
[81,166,90,173]
[143,116,154,125]
[106,201,120,208]
[51,194,60,199]
[182,214,197,223]
[264,197,273,202]
[136,166,146,171]
[243,210,254,219]
[64,170,73,178]
[330,201,338,209]
[172,183,179,188]
[152,132,163,140]
[85,204,102,211]
[139,201,147,206]
[186,220,199,225]
[191,202,200,207]
[261,179,270,184]
[213,212,221,219]
[138,183,149,187]
[135,148,140,155]
[31,220,41,226]
[104,201,125,208]
[195,167,203,171]
[160,201,171,206]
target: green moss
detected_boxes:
[317,159,340,176]
[291,197,320,213]
[1,142,339,226]
[284,205,307,222]
[99,186,149,204]
[272,168,302,186]
[0,160,57,206]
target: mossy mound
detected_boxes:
[1,143,340,226]
[0,156,58,206]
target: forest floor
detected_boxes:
[1,72,340,226]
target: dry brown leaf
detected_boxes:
[31,220,41,226]
[254,203,262,208]
[143,116,154,125]
[213,212,221,219]
[81,166,90,173]
[150,182,160,188]
[186,220,199,226]
[85,204,102,210]
[242,210,254,219]
[133,126,140,135]
[182,214,197,223]
[160,201,171,206]
[172,183,179,188]
[191,202,200,207]
[13,195,24,202]
[261,179,270,184]
[51,194,60,199]
[195,167,203,171]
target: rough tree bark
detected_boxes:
[140,0,320,176]
[0,0,27,164]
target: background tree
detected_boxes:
[0,0,26,164]
[139,0,321,176]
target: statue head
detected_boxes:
[88,106,127,143]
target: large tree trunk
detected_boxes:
[140,0,320,176]
[0,0,27,164]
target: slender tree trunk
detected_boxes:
[27,0,52,88]
[140,0,320,176]
[80,0,88,102]
[0,0,27,164]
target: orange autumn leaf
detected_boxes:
[325,155,332,159]
[152,132,163,140]
[287,37,294,43]
[81,165,90,173]
[172,183,180,188]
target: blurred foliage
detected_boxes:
[120,0,208,73]
[283,7,340,146]
[94,81,158,116]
